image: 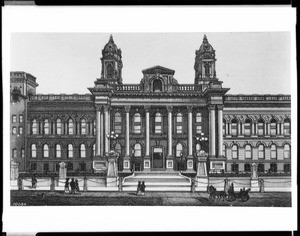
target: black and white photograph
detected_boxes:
[2,6,297,234]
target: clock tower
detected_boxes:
[100,35,123,85]
[194,35,217,85]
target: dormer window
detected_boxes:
[153,79,162,92]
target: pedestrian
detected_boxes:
[75,179,80,194]
[140,181,146,195]
[70,178,76,194]
[64,178,70,194]
[191,179,196,193]
[32,175,37,189]
[136,181,141,195]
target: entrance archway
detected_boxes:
[152,147,163,168]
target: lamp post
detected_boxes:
[195,132,208,155]
[106,131,119,151]
[180,151,183,173]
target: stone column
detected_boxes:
[277,123,281,135]
[166,106,174,170]
[237,121,241,136]
[217,105,223,157]
[280,122,284,135]
[186,106,194,172]
[188,106,193,156]
[104,105,110,153]
[100,112,104,156]
[252,122,255,135]
[225,121,228,136]
[266,122,270,136]
[167,106,173,157]
[95,105,101,156]
[254,121,258,136]
[228,122,232,136]
[241,122,245,136]
[144,105,150,157]
[208,105,216,157]
[123,106,131,172]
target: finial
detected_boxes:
[109,34,114,43]
[203,34,208,43]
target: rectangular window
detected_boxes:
[134,125,141,134]
[231,123,237,136]
[270,123,277,136]
[284,164,291,173]
[244,123,251,136]
[270,163,277,173]
[258,123,264,136]
[231,163,239,173]
[244,163,251,172]
[19,126,23,135]
[12,127,17,135]
[12,149,17,158]
[44,163,49,172]
[115,125,122,134]
[67,163,73,171]
[30,163,37,171]
[196,125,202,134]
[19,115,23,123]
[258,163,265,173]
[176,125,183,134]
[155,125,162,134]
[21,149,25,158]
[12,115,17,123]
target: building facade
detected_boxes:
[10,35,291,178]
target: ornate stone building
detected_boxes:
[10,35,291,178]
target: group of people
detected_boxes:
[64,178,80,194]
[136,181,146,195]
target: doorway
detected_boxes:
[153,147,163,168]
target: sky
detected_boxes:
[10,32,291,95]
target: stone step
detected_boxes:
[123,182,191,186]
[124,178,190,183]
[122,186,191,192]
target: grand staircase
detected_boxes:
[122,171,192,192]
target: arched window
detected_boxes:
[258,144,265,159]
[12,149,17,158]
[80,119,86,135]
[257,118,264,136]
[68,144,73,158]
[196,113,202,134]
[80,144,86,158]
[153,79,162,92]
[244,119,251,136]
[284,119,291,136]
[92,143,96,157]
[115,143,122,154]
[68,119,74,135]
[133,113,141,134]
[56,118,62,135]
[19,115,23,123]
[114,112,122,134]
[258,163,265,173]
[154,113,162,134]
[44,119,50,134]
[43,144,49,158]
[231,119,238,136]
[284,144,291,159]
[176,113,183,134]
[56,144,61,158]
[19,126,23,135]
[176,143,183,157]
[12,115,17,123]
[134,143,142,157]
[270,144,277,159]
[12,127,17,135]
[245,144,252,159]
[31,144,37,158]
[32,119,38,134]
[270,118,277,136]
[232,144,238,159]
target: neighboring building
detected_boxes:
[10,35,291,178]
[10,72,38,178]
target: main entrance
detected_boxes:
[152,147,163,169]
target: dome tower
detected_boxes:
[100,35,123,85]
[194,35,217,84]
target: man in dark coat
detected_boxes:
[70,178,76,194]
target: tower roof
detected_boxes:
[199,34,215,54]
[102,35,122,56]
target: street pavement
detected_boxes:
[11,190,291,207]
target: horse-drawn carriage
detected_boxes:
[208,182,251,202]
